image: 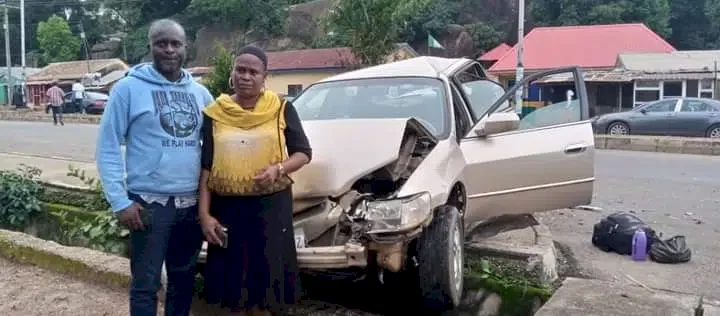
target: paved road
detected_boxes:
[2,121,720,300]
[538,149,720,300]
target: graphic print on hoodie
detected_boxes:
[96,63,214,213]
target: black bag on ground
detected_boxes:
[650,235,691,263]
[592,212,657,255]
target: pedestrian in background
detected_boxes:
[72,79,85,114]
[45,80,64,126]
[95,18,214,316]
[199,45,312,315]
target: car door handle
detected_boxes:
[565,144,587,154]
[665,113,674,117]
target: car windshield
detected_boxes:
[292,77,448,137]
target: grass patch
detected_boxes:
[465,256,552,315]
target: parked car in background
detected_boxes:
[593,97,720,138]
[199,56,596,310]
[62,91,109,114]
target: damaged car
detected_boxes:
[198,56,596,310]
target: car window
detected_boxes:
[641,100,676,112]
[680,99,718,112]
[488,70,585,131]
[454,63,503,121]
[293,77,449,138]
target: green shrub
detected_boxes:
[0,165,44,228]
[55,210,130,257]
[66,164,110,211]
[202,42,233,97]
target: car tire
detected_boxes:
[706,125,720,138]
[607,122,629,135]
[416,205,464,310]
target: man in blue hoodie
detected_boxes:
[96,19,213,316]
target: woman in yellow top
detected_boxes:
[199,45,312,315]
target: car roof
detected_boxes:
[317,56,472,83]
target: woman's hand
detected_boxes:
[200,214,224,246]
[253,164,280,187]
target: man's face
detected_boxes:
[151,26,186,76]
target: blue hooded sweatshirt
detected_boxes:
[96,63,214,213]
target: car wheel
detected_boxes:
[706,125,720,138]
[416,205,464,310]
[607,122,629,135]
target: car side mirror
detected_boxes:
[639,109,647,114]
[475,112,520,137]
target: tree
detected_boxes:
[465,22,505,52]
[325,0,430,66]
[203,43,234,97]
[183,0,288,44]
[37,15,81,64]
[396,0,453,43]
[529,0,671,39]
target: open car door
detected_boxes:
[458,67,595,223]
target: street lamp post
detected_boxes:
[20,0,25,107]
[3,0,12,106]
[514,0,525,115]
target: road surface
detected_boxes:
[2,120,719,301]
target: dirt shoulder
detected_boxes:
[0,257,128,316]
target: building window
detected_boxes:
[662,81,683,98]
[699,79,714,99]
[634,80,661,107]
[287,84,303,97]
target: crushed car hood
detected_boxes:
[292,118,424,199]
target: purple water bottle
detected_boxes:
[631,229,648,261]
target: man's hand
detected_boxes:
[117,203,145,231]
[253,164,280,187]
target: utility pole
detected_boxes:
[3,1,12,106]
[514,0,525,115]
[19,0,25,107]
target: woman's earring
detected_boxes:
[228,77,234,89]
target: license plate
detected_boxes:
[294,229,306,249]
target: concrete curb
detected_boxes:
[594,134,720,155]
[465,214,558,286]
[0,229,169,302]
[0,110,100,124]
[0,229,130,291]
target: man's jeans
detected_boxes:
[74,98,84,114]
[50,105,63,125]
[128,193,203,316]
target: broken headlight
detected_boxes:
[362,192,432,233]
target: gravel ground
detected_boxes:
[0,257,128,316]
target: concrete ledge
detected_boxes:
[536,277,719,315]
[0,229,130,291]
[465,214,558,286]
[595,134,720,155]
[0,110,100,124]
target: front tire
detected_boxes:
[706,125,720,138]
[607,122,629,135]
[416,205,464,310]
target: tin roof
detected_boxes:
[616,50,720,73]
[489,23,676,73]
[27,59,129,82]
[478,43,512,61]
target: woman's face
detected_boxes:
[232,54,266,98]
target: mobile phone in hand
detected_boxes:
[215,226,228,248]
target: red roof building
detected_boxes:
[489,23,676,74]
[267,47,358,72]
[478,43,512,62]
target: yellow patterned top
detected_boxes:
[203,92,289,196]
